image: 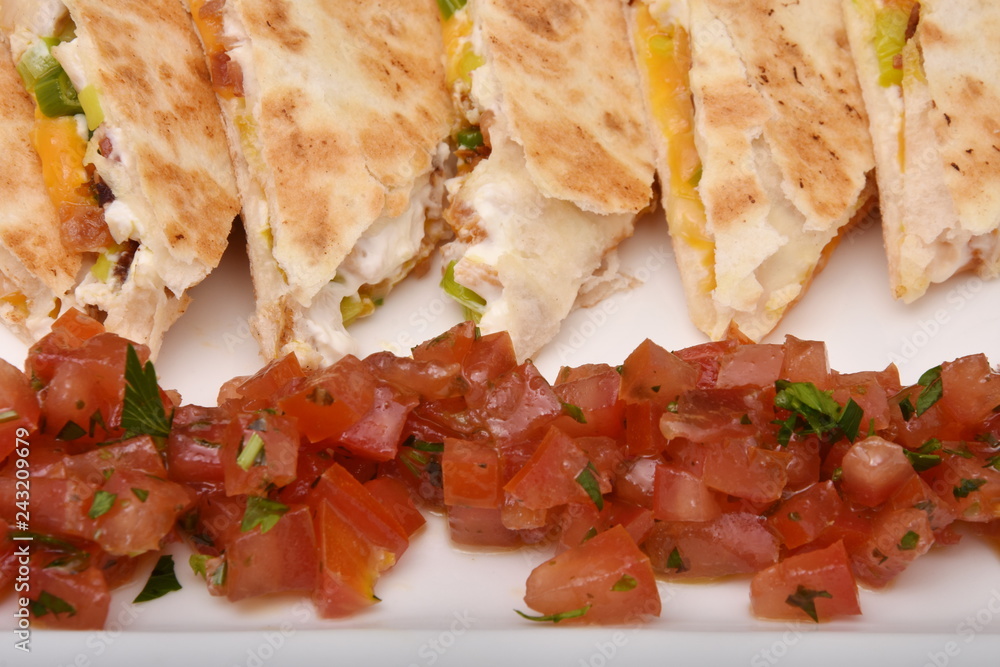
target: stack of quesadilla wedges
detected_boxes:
[0,0,240,356]
[436,0,656,360]
[627,0,876,342]
[843,0,1000,302]
[184,0,454,369]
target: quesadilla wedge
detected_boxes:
[843,0,1000,302]
[185,0,453,369]
[437,0,656,360]
[0,0,240,356]
[628,0,876,341]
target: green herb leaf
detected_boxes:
[666,546,687,573]
[455,126,483,150]
[409,438,445,453]
[785,585,832,623]
[122,344,171,440]
[0,409,19,423]
[773,381,864,444]
[838,399,864,441]
[788,511,802,522]
[904,439,942,472]
[515,605,590,624]
[611,574,638,592]
[211,559,227,587]
[189,554,209,579]
[131,487,149,502]
[241,496,289,534]
[953,478,987,499]
[983,455,1000,472]
[899,396,915,421]
[236,432,266,471]
[898,530,920,551]
[87,490,117,519]
[134,555,182,603]
[56,420,87,441]
[30,590,76,618]
[561,402,587,424]
[440,260,486,323]
[575,462,604,510]
[435,0,468,19]
[581,527,598,543]
[915,366,943,417]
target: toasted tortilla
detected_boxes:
[0,33,79,340]
[193,0,452,366]
[473,0,654,215]
[632,0,874,340]
[440,0,655,360]
[844,0,1000,301]
[0,0,240,354]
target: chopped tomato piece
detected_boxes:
[337,384,418,461]
[701,439,789,503]
[363,477,425,536]
[839,436,915,507]
[447,505,521,547]
[365,352,466,400]
[552,363,625,440]
[504,428,602,511]
[644,513,780,578]
[218,353,304,410]
[220,411,299,496]
[0,358,39,461]
[652,464,720,522]
[716,343,784,389]
[442,437,502,508]
[278,355,376,442]
[225,505,318,602]
[412,320,477,365]
[523,525,660,624]
[165,405,236,485]
[848,507,934,589]
[619,338,698,408]
[462,330,518,410]
[28,562,110,630]
[90,471,192,556]
[767,481,847,550]
[750,541,861,622]
[781,336,832,389]
[313,499,386,618]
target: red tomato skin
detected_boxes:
[278,355,375,442]
[783,439,822,492]
[614,456,660,509]
[363,477,426,536]
[226,505,318,602]
[939,355,1000,425]
[412,320,476,366]
[644,513,780,578]
[0,476,95,539]
[337,384,419,461]
[652,464,721,522]
[218,353,304,410]
[442,438,502,508]
[504,428,597,511]
[921,454,1000,522]
[447,504,522,547]
[619,339,699,408]
[750,541,861,622]
[715,344,784,389]
[887,475,957,533]
[365,352,466,401]
[675,338,743,388]
[524,525,661,624]
[25,308,105,385]
[839,436,915,507]
[767,481,847,550]
[92,472,193,556]
[28,563,110,630]
[461,331,518,410]
[165,405,236,485]
[0,358,39,461]
[552,364,625,440]
[624,401,668,458]
[311,463,410,562]
[702,439,789,503]
[63,435,166,484]
[313,500,385,618]
[781,336,832,389]
[479,362,562,447]
[833,371,892,432]
[556,500,656,553]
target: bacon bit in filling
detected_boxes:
[194,0,244,98]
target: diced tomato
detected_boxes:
[939,355,1000,425]
[313,499,386,618]
[90,471,192,556]
[674,338,742,389]
[363,477,425,536]
[185,492,246,555]
[165,405,237,485]
[556,500,655,553]
[0,358,39,461]
[624,401,668,457]
[447,505,522,547]
[524,525,660,624]
[551,363,625,440]
[442,437,502,508]
[28,562,110,630]
[833,371,892,432]
[614,456,660,508]
[702,439,789,503]
[479,362,562,447]
[220,411,299,496]
[848,507,933,589]
[337,384,418,461]
[0,476,95,540]
[767,481,847,550]
[783,439,822,492]
[652,464,720,522]
[311,463,410,563]
[839,436,915,507]
[781,336,831,389]
[365,352,466,401]
[921,454,1000,522]
[218,353,304,410]
[63,435,166,483]
[499,495,551,531]
[504,428,602,511]
[643,513,779,578]
[619,339,698,408]
[412,320,477,365]
[225,505,318,602]
[887,475,956,533]
[660,387,772,444]
[716,344,784,389]
[750,541,861,622]
[461,330,518,410]
[278,355,376,443]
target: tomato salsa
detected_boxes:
[3,310,1000,628]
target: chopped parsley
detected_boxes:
[134,555,182,603]
[666,547,687,573]
[241,496,290,534]
[236,432,266,471]
[898,531,920,551]
[611,574,638,592]
[953,478,987,499]
[515,605,590,623]
[914,366,944,417]
[30,590,76,618]
[773,380,863,445]
[122,344,171,440]
[87,490,117,519]
[785,585,832,623]
[561,401,587,424]
[575,462,604,510]
[903,439,942,472]
[131,487,149,502]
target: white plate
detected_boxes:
[4,216,1000,666]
